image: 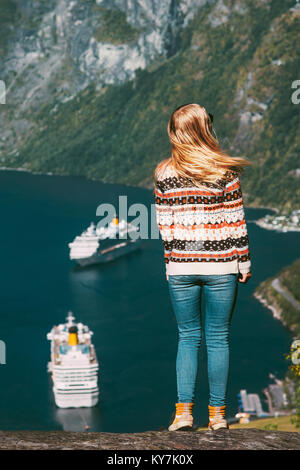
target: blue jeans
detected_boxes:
[168,273,239,407]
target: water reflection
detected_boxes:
[54,407,103,432]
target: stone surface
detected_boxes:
[0,429,299,450]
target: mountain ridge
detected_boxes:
[0,0,299,212]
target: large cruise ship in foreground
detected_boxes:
[47,312,99,408]
[68,217,142,267]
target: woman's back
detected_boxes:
[154,161,251,276]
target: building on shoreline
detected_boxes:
[263,374,295,416]
[235,374,296,424]
[237,389,267,418]
[255,209,300,232]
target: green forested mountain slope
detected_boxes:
[254,258,300,335]
[4,0,300,212]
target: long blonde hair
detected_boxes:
[154,103,253,192]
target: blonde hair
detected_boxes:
[154,103,253,192]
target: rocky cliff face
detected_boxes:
[0,0,210,153]
[0,428,300,450]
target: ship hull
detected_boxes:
[53,387,99,408]
[74,239,142,267]
[49,363,99,409]
[47,313,99,410]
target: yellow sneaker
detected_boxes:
[168,403,194,431]
[208,405,229,431]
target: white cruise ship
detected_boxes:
[47,312,99,408]
[68,217,142,267]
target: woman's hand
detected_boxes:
[166,273,169,281]
[238,272,252,283]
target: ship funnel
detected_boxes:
[68,326,78,346]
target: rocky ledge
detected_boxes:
[0,429,300,450]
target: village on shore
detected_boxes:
[255,209,300,232]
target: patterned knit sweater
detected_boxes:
[154,164,251,275]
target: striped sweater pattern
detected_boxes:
[154,165,252,276]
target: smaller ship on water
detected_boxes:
[47,312,99,408]
[68,217,142,267]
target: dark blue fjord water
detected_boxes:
[0,170,297,432]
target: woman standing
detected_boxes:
[154,104,252,431]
